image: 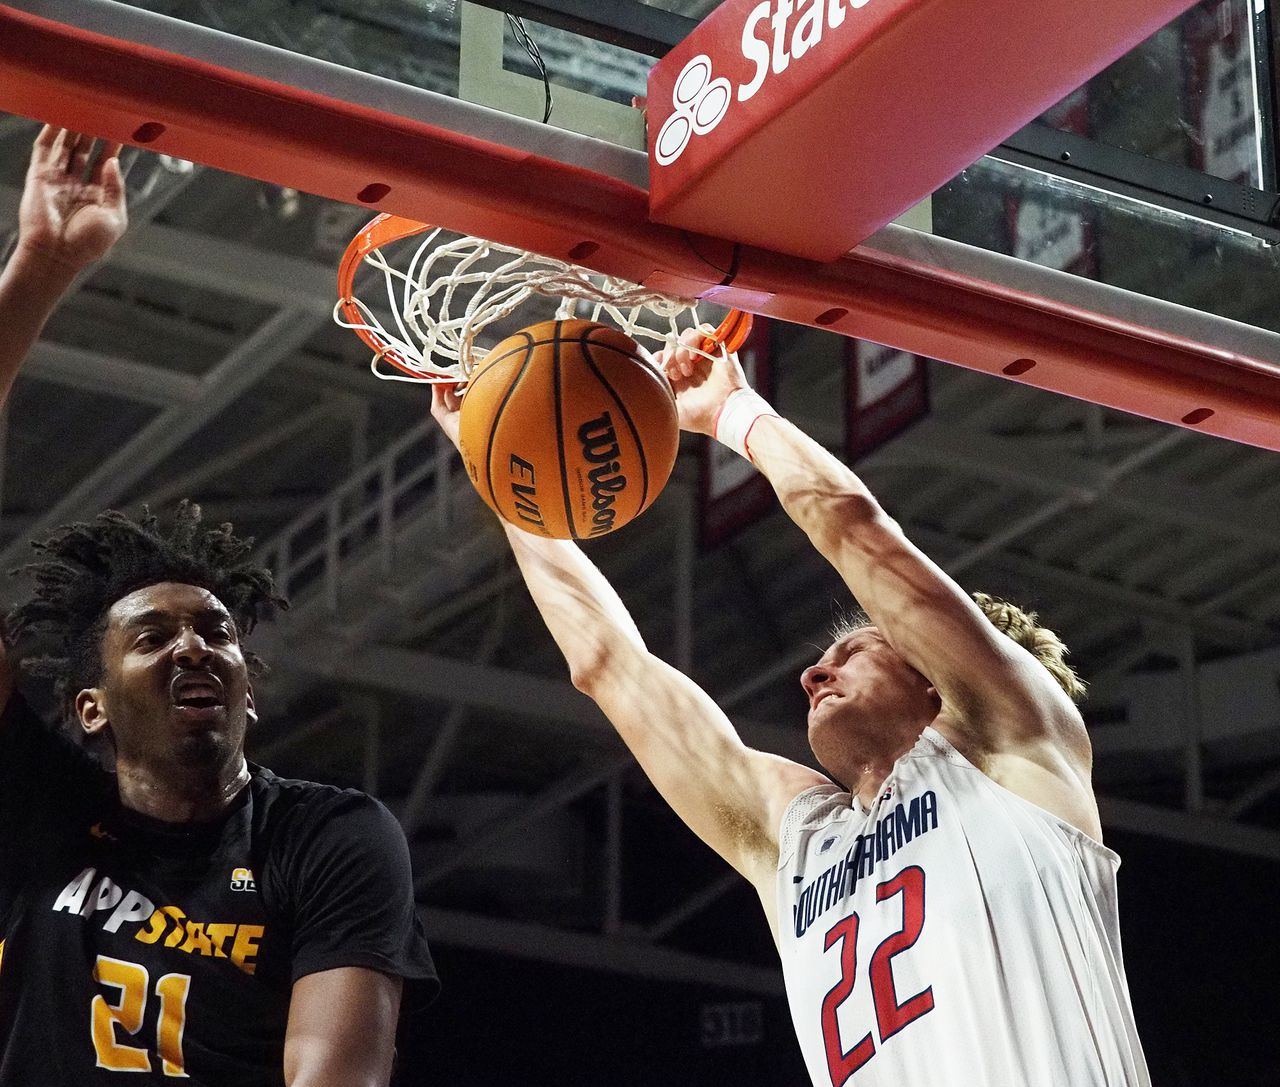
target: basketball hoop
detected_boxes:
[335,213,752,385]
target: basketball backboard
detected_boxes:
[2,0,1279,449]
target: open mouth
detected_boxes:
[811,690,839,712]
[170,672,226,710]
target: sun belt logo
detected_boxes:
[654,54,733,166]
[229,867,257,892]
[654,0,876,166]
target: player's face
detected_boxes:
[81,582,254,775]
[800,627,939,757]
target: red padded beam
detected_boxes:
[0,4,731,289]
[647,0,1200,260]
[715,245,1280,451]
[1,3,1279,452]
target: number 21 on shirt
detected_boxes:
[821,865,934,1085]
[91,955,191,1077]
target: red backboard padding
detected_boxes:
[648,0,1200,260]
[2,2,1279,452]
[0,4,695,282]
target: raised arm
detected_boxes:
[0,127,127,715]
[665,336,1087,765]
[430,387,825,915]
[0,126,127,408]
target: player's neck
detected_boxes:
[115,757,251,824]
[846,756,904,812]
[838,723,930,811]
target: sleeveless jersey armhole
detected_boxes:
[777,784,847,869]
[919,726,1121,869]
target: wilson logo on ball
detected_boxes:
[458,319,677,540]
[578,413,629,537]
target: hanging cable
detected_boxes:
[505,13,553,123]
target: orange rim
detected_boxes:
[336,213,436,380]
[338,214,755,376]
[703,308,753,354]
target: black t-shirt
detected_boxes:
[0,695,438,1085]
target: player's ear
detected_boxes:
[76,688,110,738]
[246,683,258,728]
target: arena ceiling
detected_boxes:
[2,0,1279,1015]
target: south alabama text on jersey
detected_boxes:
[776,727,1151,1087]
[791,789,938,939]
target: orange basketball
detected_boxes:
[458,319,679,539]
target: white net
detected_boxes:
[334,229,719,384]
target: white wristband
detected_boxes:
[713,388,779,463]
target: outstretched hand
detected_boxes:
[17,126,128,271]
[429,382,464,451]
[655,327,749,436]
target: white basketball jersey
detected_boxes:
[776,727,1149,1087]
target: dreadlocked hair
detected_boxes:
[828,593,1086,704]
[5,501,287,723]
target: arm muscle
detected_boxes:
[747,416,1085,754]
[505,525,827,887]
[284,968,401,1087]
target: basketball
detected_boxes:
[458,319,679,539]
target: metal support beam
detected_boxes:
[1097,796,1280,862]
[884,422,1272,548]
[296,642,814,763]
[942,427,1188,578]
[0,306,322,573]
[398,565,524,644]
[719,644,816,711]
[24,342,203,406]
[420,907,784,995]
[0,184,335,314]
[1226,765,1280,819]
[416,757,631,889]
[644,872,741,942]
[138,402,340,509]
[399,596,509,835]
[351,695,381,797]
[310,643,614,735]
[1081,636,1164,699]
[250,705,347,764]
[109,222,334,316]
[1175,628,1205,815]
[908,525,1272,647]
[463,0,692,57]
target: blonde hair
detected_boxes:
[970,593,1086,703]
[829,594,1086,704]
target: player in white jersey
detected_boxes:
[430,333,1150,1086]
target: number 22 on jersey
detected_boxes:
[821,865,934,1085]
[91,955,191,1076]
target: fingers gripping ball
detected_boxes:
[458,320,679,539]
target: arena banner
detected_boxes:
[700,318,776,547]
[1185,0,1262,186]
[1005,88,1097,279]
[646,0,1201,260]
[845,341,928,461]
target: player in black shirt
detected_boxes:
[0,127,437,1085]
